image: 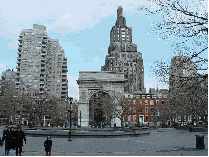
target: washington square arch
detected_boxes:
[76,71,125,127]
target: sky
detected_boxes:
[0,0,177,98]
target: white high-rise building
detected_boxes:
[16,24,68,98]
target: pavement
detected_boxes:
[0,127,208,156]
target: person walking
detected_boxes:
[44,136,52,156]
[2,125,14,156]
[13,126,26,156]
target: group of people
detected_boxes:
[0,125,53,156]
[0,125,26,156]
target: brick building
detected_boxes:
[124,89,168,126]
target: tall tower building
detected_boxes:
[16,24,68,98]
[101,6,145,93]
[169,56,197,89]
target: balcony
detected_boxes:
[40,77,44,81]
[15,81,19,85]
[41,58,45,61]
[41,53,46,57]
[40,85,44,89]
[43,35,47,39]
[42,44,46,48]
[62,82,67,85]
[16,70,20,74]
[62,68,67,72]
[18,38,22,42]
[61,94,67,98]
[17,57,21,61]
[18,47,21,52]
[16,66,20,70]
[42,48,47,52]
[62,65,67,68]
[39,91,44,93]
[40,81,44,84]
[62,78,67,82]
[43,39,47,43]
[15,75,20,79]
[62,89,67,92]
[17,61,21,65]
[18,43,22,47]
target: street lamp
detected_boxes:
[67,97,73,141]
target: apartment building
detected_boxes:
[101,6,145,93]
[124,89,168,125]
[0,69,16,95]
[16,24,68,98]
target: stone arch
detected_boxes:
[77,71,124,127]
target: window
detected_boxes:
[145,100,148,105]
[140,108,142,112]
[133,115,136,121]
[145,116,148,121]
[129,107,131,113]
[133,99,136,105]
[128,100,131,105]
[145,107,148,113]
[162,100,165,104]
[151,107,153,113]
[156,100,159,105]
[128,115,131,122]
[133,107,136,113]
[139,100,142,105]
[150,100,154,105]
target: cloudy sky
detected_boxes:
[0,0,175,98]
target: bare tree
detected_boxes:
[139,0,208,126]
[138,0,208,70]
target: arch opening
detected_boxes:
[89,91,113,128]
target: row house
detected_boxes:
[124,89,168,125]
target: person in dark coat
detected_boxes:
[0,137,2,147]
[44,136,52,156]
[13,126,26,156]
[2,125,14,156]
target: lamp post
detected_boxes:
[67,97,73,141]
[79,111,82,127]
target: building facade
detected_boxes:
[16,24,68,98]
[0,69,16,96]
[101,6,145,94]
[124,89,168,126]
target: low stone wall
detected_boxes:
[189,127,207,132]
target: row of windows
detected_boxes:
[129,107,155,113]
[128,100,163,105]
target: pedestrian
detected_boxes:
[44,136,52,156]
[2,125,14,156]
[0,137,3,147]
[13,126,27,156]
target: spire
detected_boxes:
[116,6,126,27]
[117,6,123,19]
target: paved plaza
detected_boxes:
[0,128,208,156]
